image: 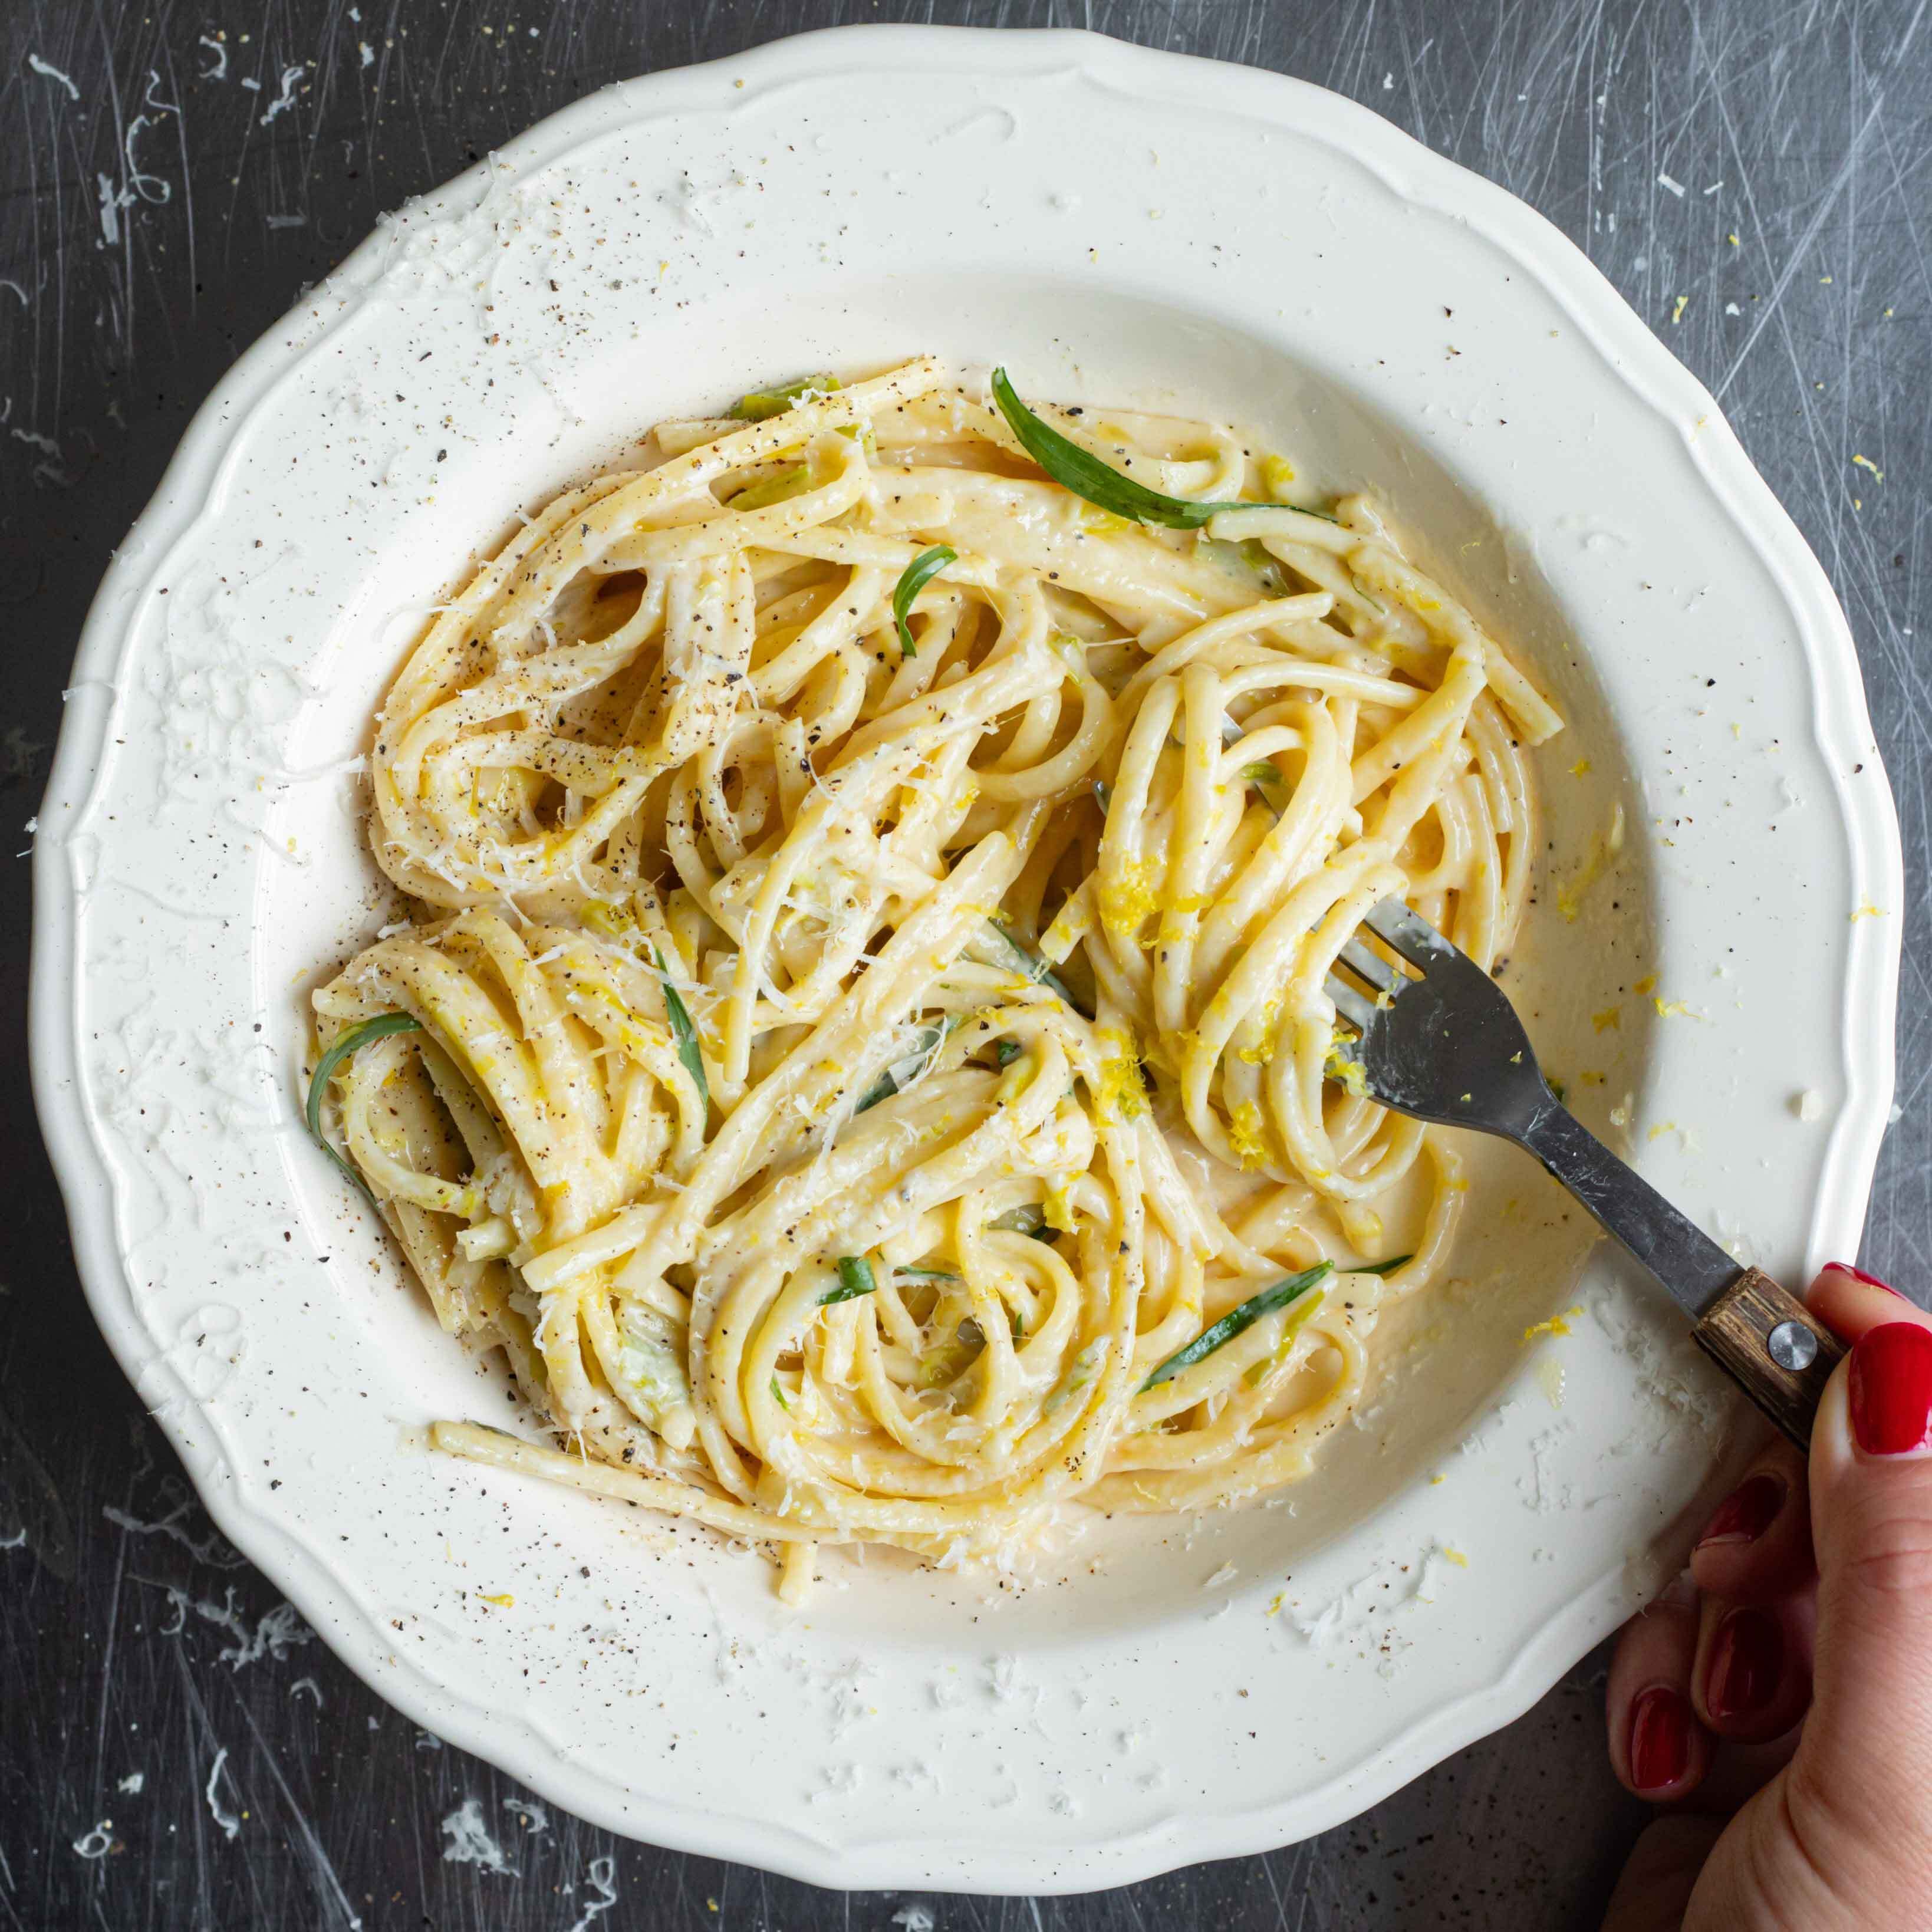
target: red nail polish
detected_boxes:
[1706,1607,1783,1721]
[1827,1261,1911,1299]
[1849,1322,1932,1456]
[1628,1685,1693,1792]
[1696,1472,1785,1549]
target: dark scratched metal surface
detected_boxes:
[2,2,1927,1926]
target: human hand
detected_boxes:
[1600,1266,1932,1930]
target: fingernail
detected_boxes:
[1826,1261,1911,1300]
[1628,1685,1693,1792]
[1696,1472,1786,1550]
[1849,1322,1932,1457]
[1706,1607,1783,1721]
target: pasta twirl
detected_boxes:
[310,358,1561,1601]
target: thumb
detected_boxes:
[1788,1299,1932,1904]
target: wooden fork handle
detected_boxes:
[1693,1268,1847,1450]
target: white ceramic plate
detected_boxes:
[32,25,1901,1894]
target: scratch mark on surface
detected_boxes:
[259,64,305,127]
[440,1796,516,1873]
[144,1579,315,1667]
[204,1747,242,1840]
[103,1497,245,1566]
[501,1793,550,1833]
[26,53,79,101]
[230,1698,366,1928]
[71,1819,114,1859]
[1712,89,1887,400]
[565,1855,621,1932]
[125,71,178,206]
[96,174,130,249]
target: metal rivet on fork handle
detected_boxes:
[1767,1320,1819,1373]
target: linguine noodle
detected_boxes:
[309,357,1562,1601]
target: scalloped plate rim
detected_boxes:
[29,23,1903,1894]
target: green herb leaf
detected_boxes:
[305,1012,423,1192]
[1139,1261,1335,1391]
[1009,1306,1025,1342]
[1352,1253,1414,1276]
[896,1266,961,1283]
[769,1373,789,1410]
[822,1255,878,1305]
[993,1038,1023,1068]
[654,947,709,1110]
[1241,760,1282,786]
[730,373,840,421]
[991,367,1263,532]
[892,545,956,659]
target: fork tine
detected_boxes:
[1361,897,1453,970]
[1338,937,1403,994]
[1324,972,1379,1034]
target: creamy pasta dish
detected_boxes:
[307,356,1562,1601]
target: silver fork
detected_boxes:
[1326,900,1843,1447]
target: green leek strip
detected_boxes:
[305,1013,423,1192]
[729,373,840,421]
[1241,760,1282,786]
[1352,1253,1413,1276]
[1010,1306,1025,1342]
[1243,1288,1329,1387]
[654,948,709,1110]
[1240,537,1288,588]
[891,545,956,659]
[1140,1262,1334,1391]
[982,920,1087,1017]
[822,1256,878,1305]
[992,367,1304,532]
[728,464,809,511]
[854,1013,965,1114]
[769,1374,789,1411]
[993,1039,1023,1069]
[896,1266,960,1283]
[988,1203,1058,1243]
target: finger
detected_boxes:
[1808,1262,1932,1344]
[1691,1589,1814,1743]
[1690,1438,1813,1604]
[1783,1314,1932,1899]
[1598,1814,1725,1932]
[1606,1574,1712,1799]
